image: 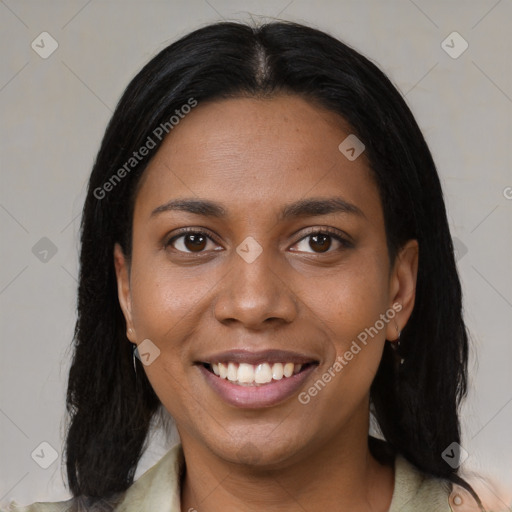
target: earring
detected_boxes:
[391,323,404,365]
[131,343,138,376]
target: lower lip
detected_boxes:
[198,364,317,409]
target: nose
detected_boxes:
[213,245,298,330]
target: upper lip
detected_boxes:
[198,349,319,366]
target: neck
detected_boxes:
[180,415,394,512]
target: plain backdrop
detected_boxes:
[1,0,511,506]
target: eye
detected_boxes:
[167,230,220,253]
[290,229,351,254]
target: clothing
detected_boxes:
[4,444,479,512]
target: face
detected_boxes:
[115,95,418,468]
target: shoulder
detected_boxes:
[2,444,184,512]
[114,443,183,511]
[1,501,71,512]
[389,456,485,512]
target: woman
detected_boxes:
[6,20,493,512]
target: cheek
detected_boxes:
[305,251,391,400]
[126,254,199,385]
[311,254,390,343]
[127,259,201,421]
[344,273,391,373]
[128,254,207,338]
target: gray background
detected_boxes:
[1,0,511,506]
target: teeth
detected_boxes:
[210,361,305,386]
[272,362,284,380]
[284,362,294,378]
[237,363,254,383]
[255,363,272,384]
[227,362,238,382]
[219,362,228,379]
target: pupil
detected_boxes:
[310,234,331,253]
[185,234,206,252]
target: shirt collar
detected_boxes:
[116,444,184,512]
[116,444,452,512]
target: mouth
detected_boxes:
[202,361,316,386]
[196,350,319,408]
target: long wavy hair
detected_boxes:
[65,20,480,507]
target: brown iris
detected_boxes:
[309,234,331,253]
[184,233,207,252]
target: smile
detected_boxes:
[197,350,319,408]
[205,361,311,386]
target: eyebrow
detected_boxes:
[150,197,365,220]
[280,197,365,220]
[151,198,226,218]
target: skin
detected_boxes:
[114,95,418,512]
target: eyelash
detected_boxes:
[165,227,353,254]
[166,227,221,254]
[291,227,353,253]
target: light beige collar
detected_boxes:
[116,444,455,512]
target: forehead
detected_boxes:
[135,95,382,223]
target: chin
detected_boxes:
[206,429,312,469]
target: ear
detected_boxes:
[114,243,136,343]
[385,239,419,341]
